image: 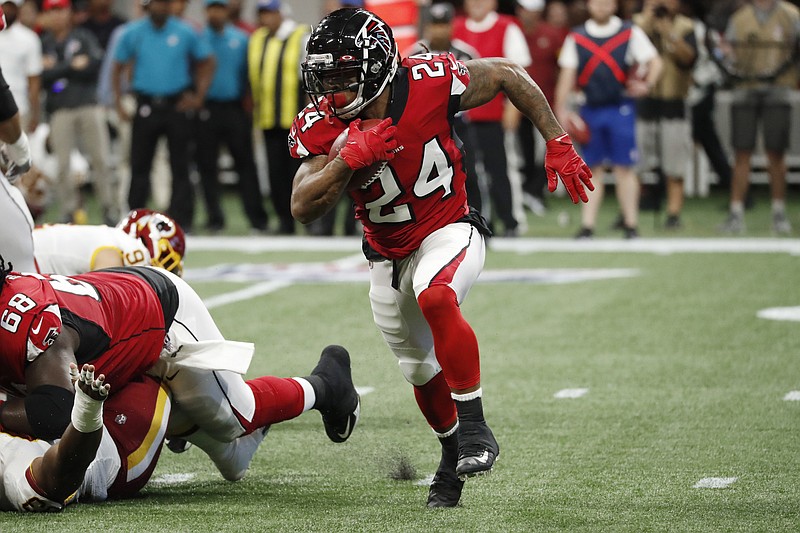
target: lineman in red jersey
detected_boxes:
[290,8,593,507]
[0,258,360,481]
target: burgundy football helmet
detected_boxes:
[117,209,185,276]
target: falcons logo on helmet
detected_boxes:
[354,16,393,58]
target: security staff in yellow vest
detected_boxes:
[634,0,697,229]
[720,0,799,235]
[248,0,309,235]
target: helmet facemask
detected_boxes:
[302,9,399,120]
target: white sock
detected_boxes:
[292,377,315,413]
[451,388,482,402]
[730,202,744,216]
[772,199,786,214]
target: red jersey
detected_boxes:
[523,22,565,106]
[452,14,517,122]
[0,268,171,395]
[289,53,472,259]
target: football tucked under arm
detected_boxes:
[328,118,396,191]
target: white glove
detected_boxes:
[0,132,32,183]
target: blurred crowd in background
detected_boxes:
[1,0,797,237]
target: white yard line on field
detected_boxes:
[201,254,364,309]
[187,236,800,255]
[757,306,800,322]
[203,280,293,310]
[554,388,589,399]
[149,473,196,486]
[693,477,738,489]
[783,391,800,401]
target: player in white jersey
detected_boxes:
[33,209,186,276]
[0,45,35,273]
[33,224,151,275]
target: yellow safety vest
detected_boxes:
[248,24,309,130]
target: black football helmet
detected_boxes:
[302,8,399,119]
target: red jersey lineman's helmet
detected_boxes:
[117,209,186,276]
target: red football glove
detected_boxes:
[545,133,594,204]
[339,118,398,171]
[0,7,6,32]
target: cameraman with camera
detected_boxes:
[634,0,697,229]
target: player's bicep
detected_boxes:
[24,326,79,392]
[459,58,505,111]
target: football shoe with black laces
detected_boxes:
[311,345,360,443]
[455,419,499,480]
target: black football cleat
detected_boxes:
[311,345,361,443]
[427,468,465,508]
[455,419,499,480]
[427,432,463,508]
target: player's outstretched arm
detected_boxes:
[461,58,594,203]
[28,364,109,505]
[1,327,80,439]
[461,58,564,141]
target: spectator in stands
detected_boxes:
[554,0,661,239]
[41,0,118,225]
[80,0,125,51]
[516,0,566,216]
[112,0,215,233]
[228,0,255,34]
[248,0,309,235]
[0,0,41,133]
[198,0,268,234]
[453,0,532,236]
[547,0,571,37]
[719,0,799,235]
[17,0,39,32]
[686,2,731,193]
[634,0,697,229]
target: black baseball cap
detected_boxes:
[429,3,454,24]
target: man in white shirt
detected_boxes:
[555,0,662,239]
[0,0,41,132]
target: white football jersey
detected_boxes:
[0,433,64,512]
[33,225,152,275]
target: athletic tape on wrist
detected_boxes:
[71,380,104,433]
[7,132,30,164]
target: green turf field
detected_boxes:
[2,229,798,532]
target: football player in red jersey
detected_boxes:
[0,256,361,481]
[289,8,592,507]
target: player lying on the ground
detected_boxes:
[289,8,592,508]
[0,364,112,512]
[34,208,186,276]
[0,256,360,481]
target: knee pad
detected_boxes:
[369,285,408,344]
[167,369,246,442]
[397,356,441,387]
[417,285,458,323]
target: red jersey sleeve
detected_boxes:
[288,103,348,159]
